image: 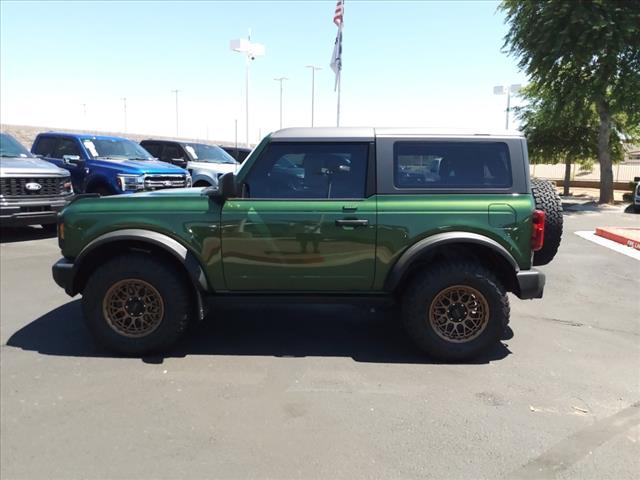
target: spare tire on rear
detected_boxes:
[531,178,563,266]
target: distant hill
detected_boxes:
[1,124,237,149]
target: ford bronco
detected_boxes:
[52,128,562,361]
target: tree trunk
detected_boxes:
[563,157,571,196]
[595,98,614,204]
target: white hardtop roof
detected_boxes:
[270,127,523,141]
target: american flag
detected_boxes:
[333,0,344,27]
[330,0,344,90]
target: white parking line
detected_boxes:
[575,231,640,260]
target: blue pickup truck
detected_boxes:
[31,132,191,195]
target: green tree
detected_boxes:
[517,83,633,196]
[501,0,640,203]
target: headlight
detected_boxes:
[62,178,73,193]
[186,174,192,188]
[117,174,145,192]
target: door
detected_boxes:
[48,137,86,192]
[221,142,376,291]
[160,143,188,168]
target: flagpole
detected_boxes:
[336,23,342,127]
[331,0,344,127]
[336,71,341,127]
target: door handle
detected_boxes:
[335,218,369,227]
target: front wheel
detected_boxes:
[193,180,212,188]
[40,223,58,233]
[82,253,193,355]
[402,262,509,361]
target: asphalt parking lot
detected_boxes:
[1,207,639,480]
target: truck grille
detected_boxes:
[144,175,187,190]
[0,177,67,197]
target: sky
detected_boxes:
[0,0,528,145]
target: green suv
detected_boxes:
[52,128,562,361]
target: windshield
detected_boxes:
[184,143,237,164]
[0,133,33,158]
[81,137,153,160]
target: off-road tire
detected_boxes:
[531,178,563,266]
[82,253,192,355]
[402,262,509,361]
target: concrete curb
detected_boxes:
[595,227,640,250]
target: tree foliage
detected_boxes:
[501,0,640,203]
[517,84,633,165]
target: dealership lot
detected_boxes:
[1,208,638,479]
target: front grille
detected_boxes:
[0,177,67,197]
[144,175,187,190]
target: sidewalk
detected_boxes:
[556,187,632,213]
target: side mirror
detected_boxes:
[203,172,236,201]
[219,172,236,198]
[63,154,82,166]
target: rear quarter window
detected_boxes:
[394,141,512,189]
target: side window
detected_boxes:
[32,136,58,157]
[161,144,185,161]
[142,142,161,157]
[394,142,512,189]
[52,138,82,159]
[244,143,369,199]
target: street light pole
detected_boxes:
[493,84,521,130]
[171,89,180,136]
[505,90,511,130]
[274,77,288,129]
[121,97,127,133]
[305,65,322,127]
[231,31,265,147]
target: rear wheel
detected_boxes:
[531,178,563,266]
[402,262,509,361]
[82,253,193,355]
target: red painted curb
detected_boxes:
[595,228,640,251]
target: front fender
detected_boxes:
[190,170,217,186]
[74,229,208,293]
[85,173,118,194]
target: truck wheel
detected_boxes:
[531,178,563,266]
[92,185,113,196]
[402,262,509,361]
[82,253,192,355]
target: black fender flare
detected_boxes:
[74,229,208,291]
[383,231,520,291]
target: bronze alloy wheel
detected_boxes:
[102,279,165,338]
[428,285,490,343]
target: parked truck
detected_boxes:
[32,132,191,195]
